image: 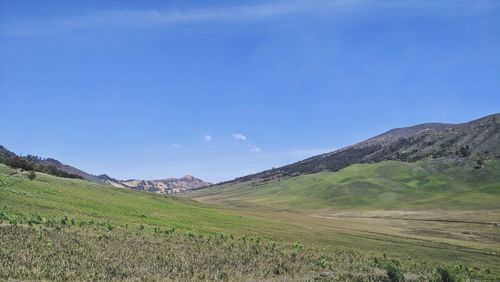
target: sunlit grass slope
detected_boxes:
[187,158,500,210]
[0,164,302,239]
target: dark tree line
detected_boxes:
[1,147,82,180]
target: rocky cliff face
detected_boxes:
[97,174,211,194]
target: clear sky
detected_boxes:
[1,0,499,182]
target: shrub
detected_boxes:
[457,146,471,158]
[27,171,36,181]
[60,216,69,225]
[437,267,455,282]
[293,241,303,252]
[385,260,404,282]
[319,258,328,269]
[5,156,34,171]
[164,228,175,235]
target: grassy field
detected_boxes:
[186,158,500,210]
[1,161,500,280]
[184,158,500,278]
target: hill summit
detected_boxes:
[223,113,500,185]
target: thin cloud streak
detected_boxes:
[232,133,247,141]
[1,0,362,36]
[250,145,261,153]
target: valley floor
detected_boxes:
[227,208,500,272]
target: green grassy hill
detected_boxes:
[187,158,500,211]
[0,164,301,239]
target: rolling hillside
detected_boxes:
[187,158,500,210]
[0,164,275,236]
[222,113,500,185]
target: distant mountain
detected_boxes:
[0,145,211,194]
[221,113,500,185]
[97,174,211,194]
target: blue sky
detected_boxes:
[1,0,499,182]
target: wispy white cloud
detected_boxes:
[204,134,212,142]
[1,0,361,36]
[249,145,261,153]
[231,133,263,152]
[232,133,247,141]
[172,143,181,148]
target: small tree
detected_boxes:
[27,171,36,181]
[457,146,471,158]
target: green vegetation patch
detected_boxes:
[188,159,500,210]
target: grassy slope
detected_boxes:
[184,158,500,275]
[187,158,500,210]
[0,164,307,241]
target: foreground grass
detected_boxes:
[1,223,493,281]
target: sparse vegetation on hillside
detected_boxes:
[225,114,500,185]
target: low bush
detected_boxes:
[384,260,404,282]
[27,171,36,180]
[436,267,455,282]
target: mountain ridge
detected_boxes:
[216,113,500,186]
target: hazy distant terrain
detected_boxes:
[97,173,211,194]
